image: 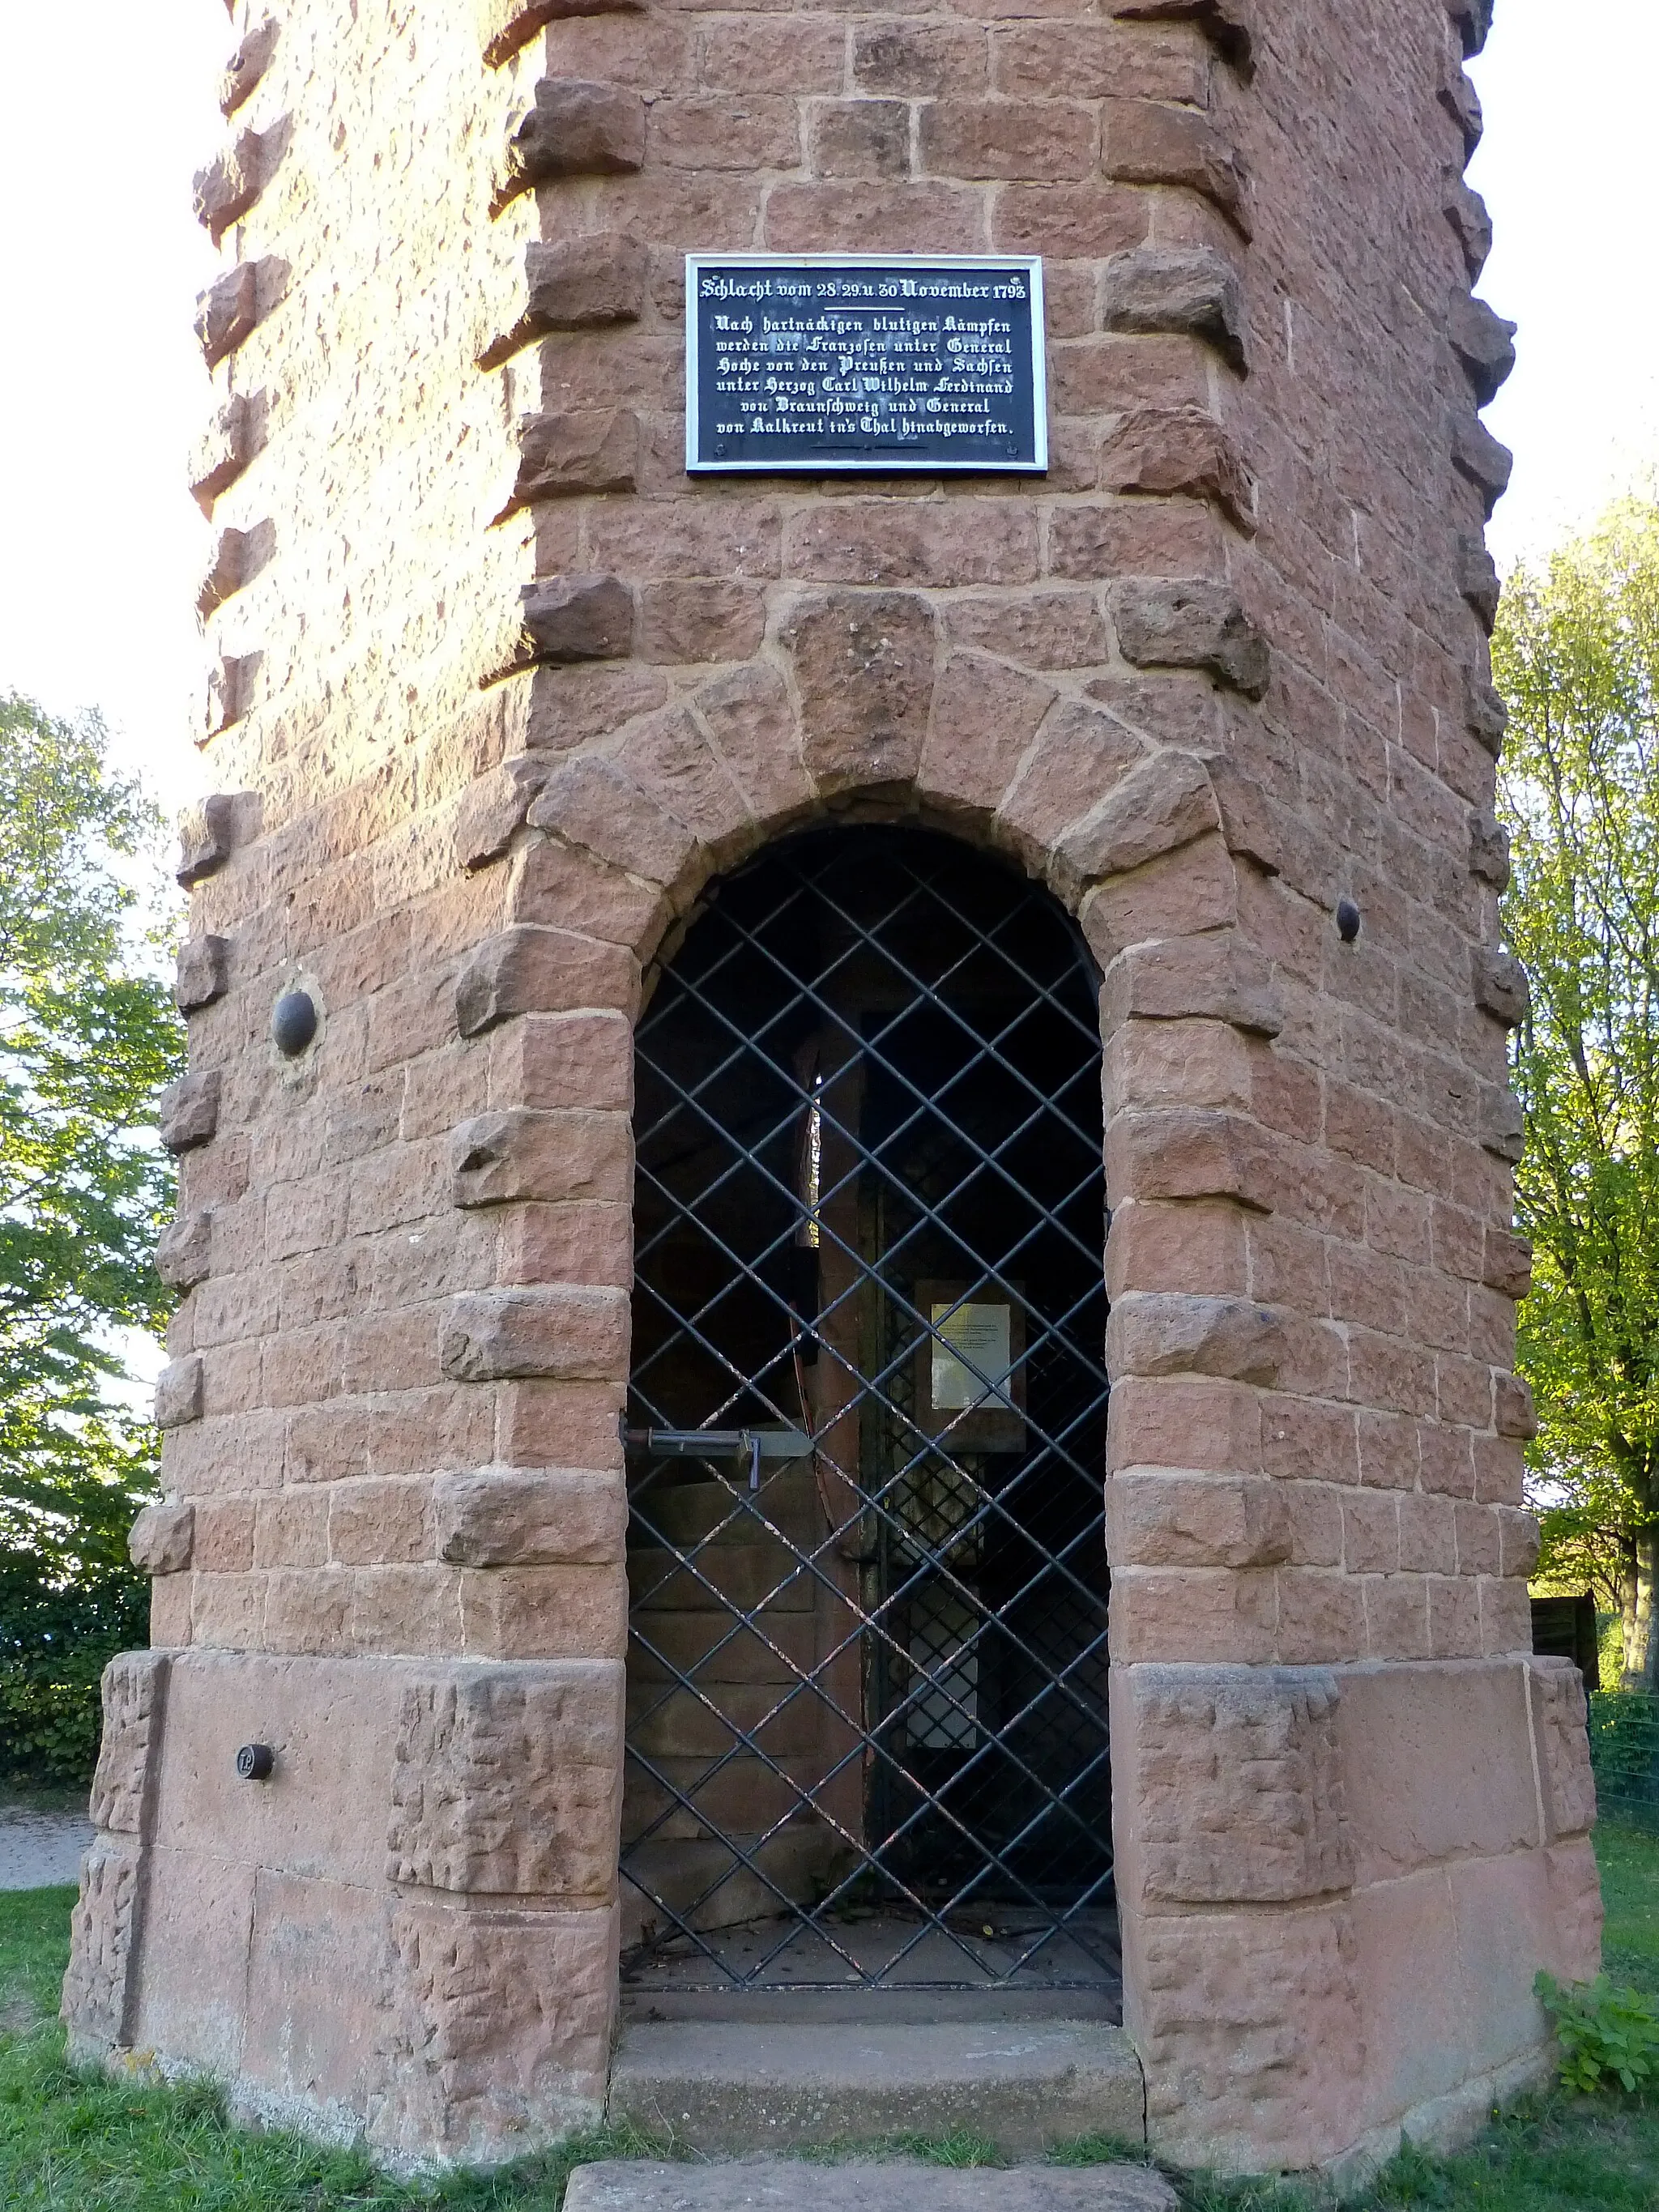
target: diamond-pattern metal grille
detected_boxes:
[622,829,1112,1993]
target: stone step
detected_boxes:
[566,2160,1176,2212]
[607,2019,1145,2159]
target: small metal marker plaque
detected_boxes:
[686,254,1047,475]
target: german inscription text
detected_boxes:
[685,254,1047,475]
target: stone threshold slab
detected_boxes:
[567,2162,1177,2212]
[608,2019,1145,2156]
[621,1987,1121,2026]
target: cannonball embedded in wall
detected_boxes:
[1336,897,1362,943]
[271,987,319,1057]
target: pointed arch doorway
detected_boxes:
[621,828,1115,2006]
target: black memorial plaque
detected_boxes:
[685,254,1047,475]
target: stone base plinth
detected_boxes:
[63,1647,620,2167]
[1112,1655,1601,2173]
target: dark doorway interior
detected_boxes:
[622,829,1115,2002]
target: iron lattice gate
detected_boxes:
[622,830,1113,1994]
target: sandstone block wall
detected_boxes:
[63,0,1598,2175]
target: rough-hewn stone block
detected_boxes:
[640,582,768,667]
[436,1470,626,1567]
[654,96,802,173]
[525,234,647,325]
[157,1071,221,1153]
[1529,1659,1596,1840]
[1439,67,1484,160]
[1108,0,1254,73]
[1115,582,1269,697]
[480,235,648,369]
[1130,1664,1352,1901]
[1451,414,1513,518]
[190,393,264,514]
[1107,1110,1279,1213]
[508,80,646,193]
[386,1660,624,1898]
[919,652,1056,820]
[1108,1294,1290,1386]
[1546,1835,1606,1987]
[176,791,260,886]
[527,757,699,890]
[520,576,634,666]
[156,1208,213,1289]
[194,262,258,367]
[155,1356,206,1430]
[441,1288,630,1383]
[220,17,279,114]
[510,411,640,510]
[1446,0,1495,58]
[853,23,987,96]
[1105,936,1282,1038]
[1493,1372,1537,1440]
[174,935,231,1013]
[1056,751,1221,888]
[1448,293,1516,407]
[1469,812,1511,889]
[62,1835,143,2056]
[68,1656,172,2045]
[1099,407,1257,533]
[193,125,283,244]
[479,0,644,70]
[1109,1474,1291,1571]
[1101,249,1247,374]
[206,652,260,739]
[1465,671,1509,756]
[919,99,1095,184]
[1106,103,1248,233]
[196,522,274,617]
[450,1108,630,1206]
[1480,1083,1525,1163]
[456,758,548,872]
[1205,760,1281,876]
[1482,1229,1533,1301]
[1499,1507,1542,1580]
[454,926,638,1038]
[1136,1903,1363,2168]
[130,1501,196,1575]
[782,592,936,794]
[811,100,910,181]
[194,258,285,368]
[372,1896,614,2158]
[1444,182,1493,280]
[88,1650,172,1836]
[1458,537,1502,633]
[1473,945,1529,1026]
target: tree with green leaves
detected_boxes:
[0,692,184,1783]
[1495,501,1659,1689]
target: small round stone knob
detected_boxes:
[1336,897,1361,943]
[271,990,318,1057]
[236,1742,275,1781]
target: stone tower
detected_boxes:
[65,0,1600,2177]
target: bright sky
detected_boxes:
[0,0,1654,808]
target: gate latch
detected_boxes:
[620,1421,812,1490]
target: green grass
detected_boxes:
[5,1833,1659,2206]
[1597,1823,1659,1997]
[0,1896,668,2211]
[0,1885,75,2035]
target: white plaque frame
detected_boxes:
[684,252,1049,475]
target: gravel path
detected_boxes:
[0,1804,92,1890]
